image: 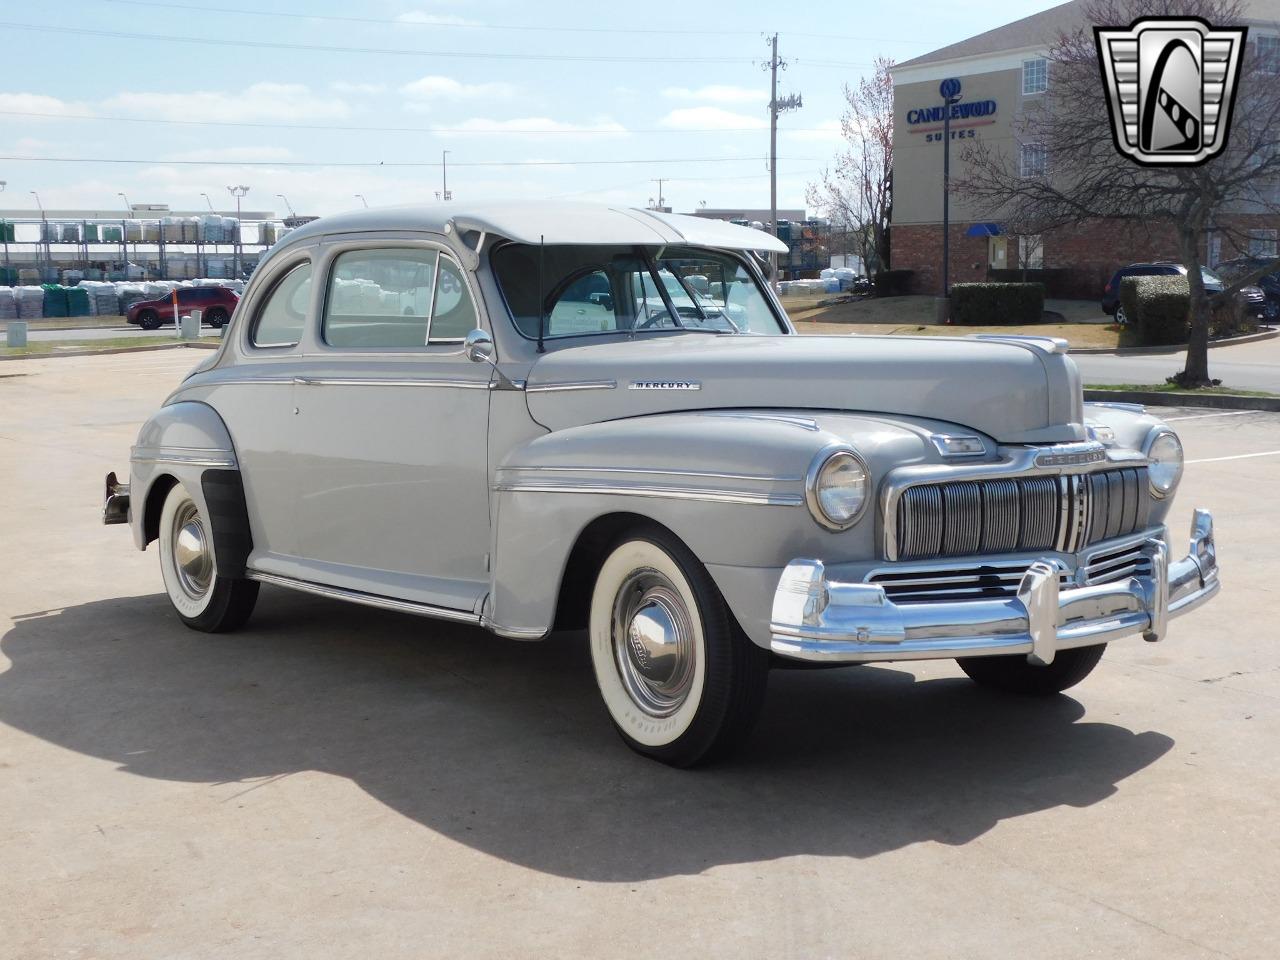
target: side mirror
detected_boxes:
[464,328,494,363]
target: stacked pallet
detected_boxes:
[41,284,69,318]
[65,286,91,318]
[0,287,16,321]
[16,286,44,319]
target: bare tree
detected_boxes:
[958,0,1280,386]
[807,57,894,276]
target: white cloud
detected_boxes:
[400,75,516,110]
[660,107,767,130]
[661,85,766,105]
[783,120,844,143]
[396,11,482,25]
[0,92,88,117]
[102,83,350,123]
[434,117,628,138]
[330,81,387,95]
[160,146,295,163]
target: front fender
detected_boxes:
[128,401,238,554]
[486,411,930,643]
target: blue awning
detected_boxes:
[966,222,1004,237]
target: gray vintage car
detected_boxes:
[103,202,1220,766]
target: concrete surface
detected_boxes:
[1074,333,1280,392]
[2,352,1278,960]
[19,324,161,343]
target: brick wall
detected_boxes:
[890,216,1277,298]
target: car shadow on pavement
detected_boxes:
[1,589,1174,882]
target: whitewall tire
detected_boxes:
[157,481,259,632]
[588,526,769,767]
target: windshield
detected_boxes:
[1201,268,1223,285]
[491,243,786,340]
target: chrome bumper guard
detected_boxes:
[103,471,130,525]
[770,509,1220,664]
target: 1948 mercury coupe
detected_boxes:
[103,202,1220,767]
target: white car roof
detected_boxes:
[279,201,789,253]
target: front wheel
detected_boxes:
[1114,303,1128,326]
[588,528,769,767]
[205,307,228,328]
[956,644,1106,696]
[158,482,259,632]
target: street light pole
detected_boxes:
[355,194,368,208]
[226,184,249,277]
[0,180,8,273]
[118,192,135,274]
[275,194,295,218]
[938,77,962,322]
[31,191,48,282]
[201,192,215,212]
[441,151,451,201]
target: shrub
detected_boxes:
[873,269,914,297]
[1120,276,1188,346]
[1210,296,1259,338]
[949,282,1045,325]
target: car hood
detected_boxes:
[524,333,1086,444]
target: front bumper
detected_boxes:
[770,509,1219,664]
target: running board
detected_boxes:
[247,571,483,625]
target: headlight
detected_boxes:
[1144,429,1184,498]
[805,445,870,530]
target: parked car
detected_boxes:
[103,203,1220,767]
[1216,256,1280,322]
[1101,261,1265,324]
[126,286,239,330]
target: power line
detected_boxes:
[0,154,821,169]
[0,110,833,137]
[0,21,872,67]
[96,0,942,45]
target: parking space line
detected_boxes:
[1187,449,1280,464]
[1165,410,1262,422]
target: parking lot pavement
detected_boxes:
[2,353,1279,960]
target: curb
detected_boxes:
[0,341,218,362]
[1071,327,1278,355]
[1085,389,1280,412]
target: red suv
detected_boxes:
[127,286,240,330]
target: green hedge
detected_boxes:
[873,269,914,297]
[1119,276,1188,345]
[949,282,1045,325]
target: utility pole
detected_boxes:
[441,150,451,201]
[765,34,802,276]
[650,180,666,210]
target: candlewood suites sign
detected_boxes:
[906,99,998,126]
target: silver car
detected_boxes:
[103,202,1220,767]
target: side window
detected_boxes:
[250,261,313,348]
[428,256,479,342]
[548,269,619,335]
[324,249,436,349]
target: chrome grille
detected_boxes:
[869,540,1153,603]
[894,467,1151,561]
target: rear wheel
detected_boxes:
[1114,303,1128,326]
[956,644,1106,696]
[158,482,259,632]
[138,309,160,330]
[588,526,769,767]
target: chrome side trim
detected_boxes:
[493,479,803,507]
[292,376,490,389]
[525,379,617,393]
[706,412,821,431]
[496,465,803,483]
[482,619,548,640]
[247,571,483,623]
[132,454,237,468]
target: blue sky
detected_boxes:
[0,0,1062,217]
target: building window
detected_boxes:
[1020,143,1047,178]
[1022,57,1048,94]
[1019,235,1044,269]
[1258,35,1280,74]
[1248,229,1278,258]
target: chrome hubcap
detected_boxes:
[612,569,696,717]
[171,501,212,600]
